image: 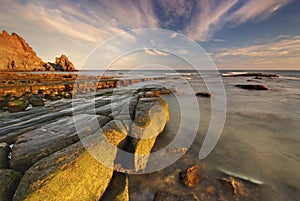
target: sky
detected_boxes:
[0,0,299,70]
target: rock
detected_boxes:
[29,95,44,107]
[10,114,110,173]
[7,99,29,112]
[218,177,244,195]
[101,172,129,201]
[0,169,23,201]
[235,84,268,90]
[222,72,278,78]
[0,30,44,71]
[153,191,198,201]
[131,96,170,172]
[48,54,77,71]
[179,165,200,187]
[0,142,9,168]
[195,92,211,97]
[13,120,128,201]
[0,30,77,71]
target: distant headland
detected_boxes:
[0,30,77,72]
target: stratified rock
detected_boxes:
[0,30,44,71]
[48,54,76,71]
[101,172,129,201]
[13,120,128,201]
[0,169,23,201]
[0,30,77,71]
[0,142,9,168]
[179,165,200,188]
[10,114,110,173]
[235,84,268,90]
[131,96,170,172]
[195,92,211,97]
[29,94,44,107]
[7,99,29,112]
[153,191,198,201]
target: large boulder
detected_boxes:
[10,114,110,173]
[48,54,77,71]
[0,169,23,201]
[13,120,128,201]
[131,96,170,172]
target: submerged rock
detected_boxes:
[0,169,22,201]
[235,84,268,90]
[153,191,198,201]
[179,165,200,188]
[13,120,128,201]
[195,92,211,97]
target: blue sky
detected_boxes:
[1,0,299,70]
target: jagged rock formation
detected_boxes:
[0,30,76,71]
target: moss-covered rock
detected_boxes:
[131,96,170,172]
[13,120,127,201]
[8,99,29,112]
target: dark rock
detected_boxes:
[179,165,200,187]
[235,84,268,90]
[101,172,129,201]
[0,169,23,201]
[153,191,198,201]
[195,92,211,97]
[0,142,9,168]
[29,95,44,107]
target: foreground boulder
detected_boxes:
[13,120,128,201]
[235,84,268,90]
[10,114,110,173]
[131,96,170,172]
[0,169,23,201]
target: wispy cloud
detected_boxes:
[144,48,169,56]
[211,36,300,69]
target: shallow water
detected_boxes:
[121,70,300,201]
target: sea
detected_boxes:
[13,70,300,200]
[102,70,299,201]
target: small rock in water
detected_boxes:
[7,98,29,112]
[179,164,200,187]
[218,177,244,196]
[235,84,268,90]
[153,191,199,201]
[29,94,45,107]
[195,92,211,97]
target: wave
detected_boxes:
[278,76,300,81]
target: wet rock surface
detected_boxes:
[0,169,22,201]
[153,191,198,201]
[235,84,268,90]
[179,165,200,188]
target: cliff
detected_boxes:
[0,30,76,71]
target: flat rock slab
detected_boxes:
[0,169,23,201]
[10,114,110,172]
[14,120,128,201]
[131,96,170,172]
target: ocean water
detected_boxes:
[101,70,299,201]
